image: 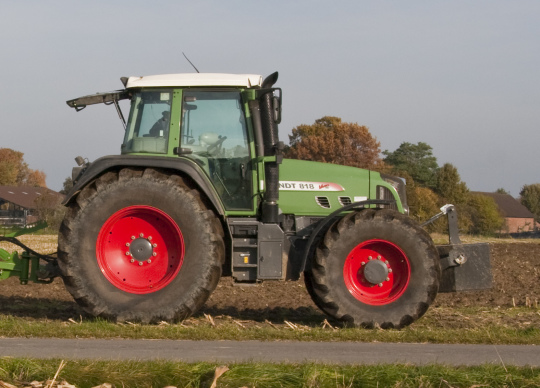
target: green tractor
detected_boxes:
[2,71,491,328]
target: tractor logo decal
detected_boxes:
[279,181,345,191]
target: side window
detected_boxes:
[181,91,253,210]
[181,91,249,157]
[122,90,172,154]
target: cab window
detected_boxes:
[180,90,252,210]
[122,90,172,154]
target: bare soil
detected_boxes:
[0,243,539,327]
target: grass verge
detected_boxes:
[0,306,539,344]
[0,358,539,388]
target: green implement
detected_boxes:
[0,222,59,284]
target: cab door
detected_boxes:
[179,90,253,210]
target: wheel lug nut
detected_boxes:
[131,236,135,240]
[361,261,366,266]
[139,262,143,266]
[148,236,152,241]
[139,233,144,238]
[378,283,383,287]
[130,259,135,263]
[152,243,157,248]
[152,252,157,256]
[125,252,130,256]
[368,256,372,260]
[386,277,390,281]
[388,269,393,273]
[125,243,130,247]
[385,260,389,264]
[147,259,152,264]
[377,255,381,260]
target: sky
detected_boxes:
[1,1,538,197]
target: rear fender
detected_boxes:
[62,155,225,215]
[298,199,394,274]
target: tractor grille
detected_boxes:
[376,186,398,210]
[315,196,331,209]
[338,196,352,207]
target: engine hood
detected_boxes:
[278,158,384,216]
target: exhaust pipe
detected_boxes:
[259,72,280,223]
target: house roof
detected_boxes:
[0,186,63,209]
[473,192,534,218]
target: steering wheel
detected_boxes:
[207,135,227,155]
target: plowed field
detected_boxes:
[1,243,539,326]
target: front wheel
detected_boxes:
[58,168,225,323]
[304,208,440,328]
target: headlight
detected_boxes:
[72,156,89,183]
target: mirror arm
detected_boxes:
[113,100,126,130]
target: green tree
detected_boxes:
[0,148,47,187]
[496,188,509,195]
[383,142,438,188]
[59,176,74,195]
[435,163,469,205]
[285,116,385,170]
[520,183,540,222]
[467,194,504,235]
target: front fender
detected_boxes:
[299,199,394,273]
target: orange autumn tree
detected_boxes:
[0,148,47,187]
[284,116,385,171]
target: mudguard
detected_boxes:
[62,155,225,215]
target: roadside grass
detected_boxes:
[0,358,539,388]
[0,305,538,344]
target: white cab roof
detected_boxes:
[125,73,263,89]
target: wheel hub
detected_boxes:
[363,259,389,284]
[129,238,154,262]
[344,239,410,305]
[97,205,184,294]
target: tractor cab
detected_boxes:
[67,72,284,215]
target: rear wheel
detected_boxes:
[58,168,225,323]
[304,208,440,328]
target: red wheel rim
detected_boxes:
[343,239,410,305]
[97,205,184,294]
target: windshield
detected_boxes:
[122,90,172,154]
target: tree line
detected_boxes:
[284,116,539,235]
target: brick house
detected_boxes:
[473,192,537,234]
[0,186,63,227]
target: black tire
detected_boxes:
[304,208,440,328]
[58,168,225,323]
